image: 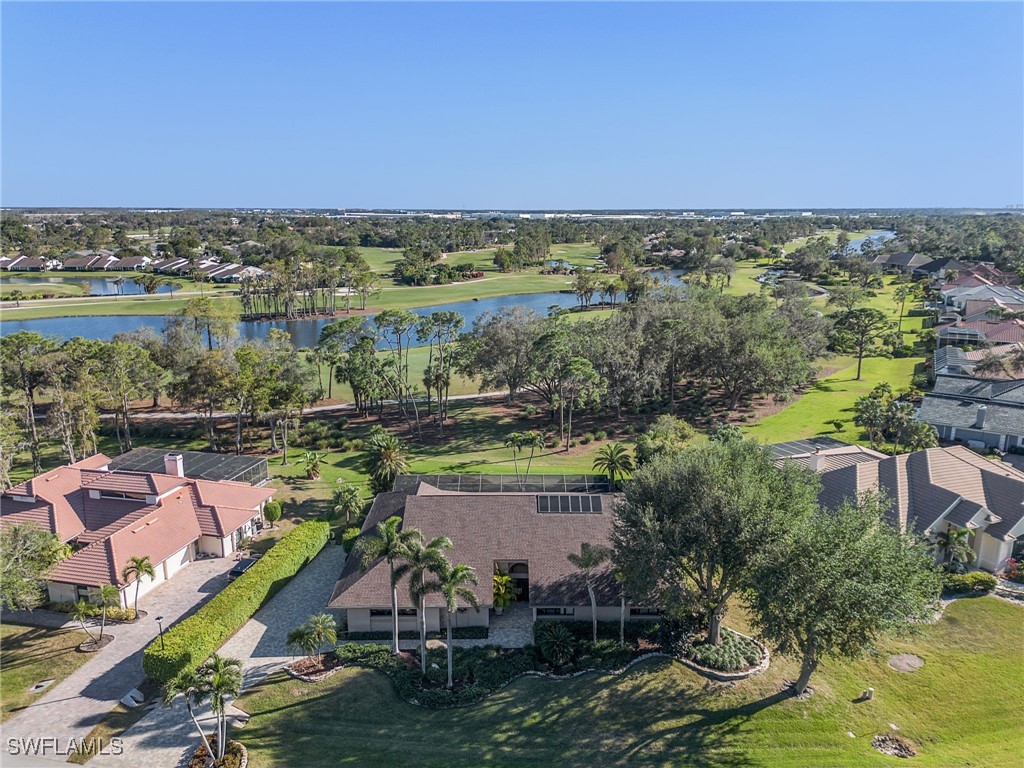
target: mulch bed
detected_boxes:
[872,734,917,758]
[79,634,114,652]
[190,737,247,768]
[287,654,341,677]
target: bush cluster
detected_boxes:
[685,629,762,672]
[340,527,361,553]
[49,601,137,622]
[142,520,331,684]
[294,419,352,451]
[533,621,656,673]
[942,571,997,594]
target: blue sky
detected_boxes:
[2,2,1021,209]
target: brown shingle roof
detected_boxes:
[330,484,620,610]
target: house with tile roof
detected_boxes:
[796,445,1024,573]
[329,477,659,638]
[918,374,1024,452]
[0,452,275,608]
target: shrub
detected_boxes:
[942,571,997,594]
[580,432,594,445]
[263,501,282,525]
[535,622,576,667]
[344,626,488,641]
[594,430,608,441]
[341,527,361,553]
[142,519,330,685]
[686,629,762,672]
[1002,558,1024,584]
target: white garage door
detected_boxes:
[162,544,193,579]
[133,563,166,601]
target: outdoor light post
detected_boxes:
[156,615,165,650]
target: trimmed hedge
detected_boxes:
[143,520,331,685]
[344,626,488,641]
[942,571,997,594]
[341,527,360,553]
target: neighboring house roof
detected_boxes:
[943,285,1024,306]
[62,256,100,269]
[330,482,620,610]
[919,374,1024,439]
[933,343,1024,378]
[817,446,1024,541]
[916,257,971,274]
[772,442,888,472]
[111,256,151,269]
[937,318,1024,345]
[0,454,275,587]
[871,252,934,270]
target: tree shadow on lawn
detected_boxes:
[237,661,785,768]
[0,627,85,673]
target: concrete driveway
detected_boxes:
[92,544,348,768]
[2,557,236,766]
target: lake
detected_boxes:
[1,270,689,348]
[0,275,177,295]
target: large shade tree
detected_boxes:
[748,493,941,695]
[612,440,819,645]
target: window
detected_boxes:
[369,609,392,617]
[99,491,131,500]
[629,608,662,617]
[536,607,575,616]
[397,608,417,617]
[1013,536,1024,560]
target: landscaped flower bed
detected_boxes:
[286,652,343,682]
[189,737,246,768]
[683,629,764,673]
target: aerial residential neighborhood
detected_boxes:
[1,2,1022,768]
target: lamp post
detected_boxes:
[156,615,165,651]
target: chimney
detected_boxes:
[974,405,987,430]
[163,452,185,478]
[808,447,824,472]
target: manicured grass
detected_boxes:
[235,597,1023,768]
[0,623,92,722]
[549,241,602,266]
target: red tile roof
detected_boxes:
[2,456,275,588]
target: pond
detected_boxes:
[0,275,178,295]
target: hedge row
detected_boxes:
[142,520,331,685]
[942,571,997,594]
[343,626,489,641]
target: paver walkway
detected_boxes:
[2,557,236,766]
[93,544,348,768]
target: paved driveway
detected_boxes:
[93,544,348,768]
[2,557,236,767]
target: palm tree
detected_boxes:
[70,600,97,643]
[121,555,155,619]
[197,653,243,762]
[973,353,1010,379]
[96,583,121,641]
[354,516,422,655]
[405,535,452,675]
[885,401,917,455]
[934,527,975,570]
[162,669,214,764]
[522,431,545,477]
[592,442,635,490]
[504,432,524,483]
[112,276,126,296]
[366,430,409,493]
[301,450,326,480]
[332,480,363,523]
[902,420,938,452]
[435,558,480,689]
[286,613,337,665]
[9,289,24,307]
[567,543,611,642]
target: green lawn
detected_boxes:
[234,597,1023,768]
[549,241,602,266]
[0,623,92,722]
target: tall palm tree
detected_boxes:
[70,600,97,643]
[332,480,364,524]
[592,442,635,491]
[354,516,422,655]
[435,558,480,689]
[96,583,121,641]
[567,543,611,642]
[121,555,156,619]
[366,429,409,493]
[934,527,975,570]
[504,432,524,483]
[197,653,243,761]
[522,431,545,477]
[405,535,452,675]
[162,669,214,763]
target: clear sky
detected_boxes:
[2,2,1022,209]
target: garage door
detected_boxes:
[162,544,193,579]
[133,563,166,601]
